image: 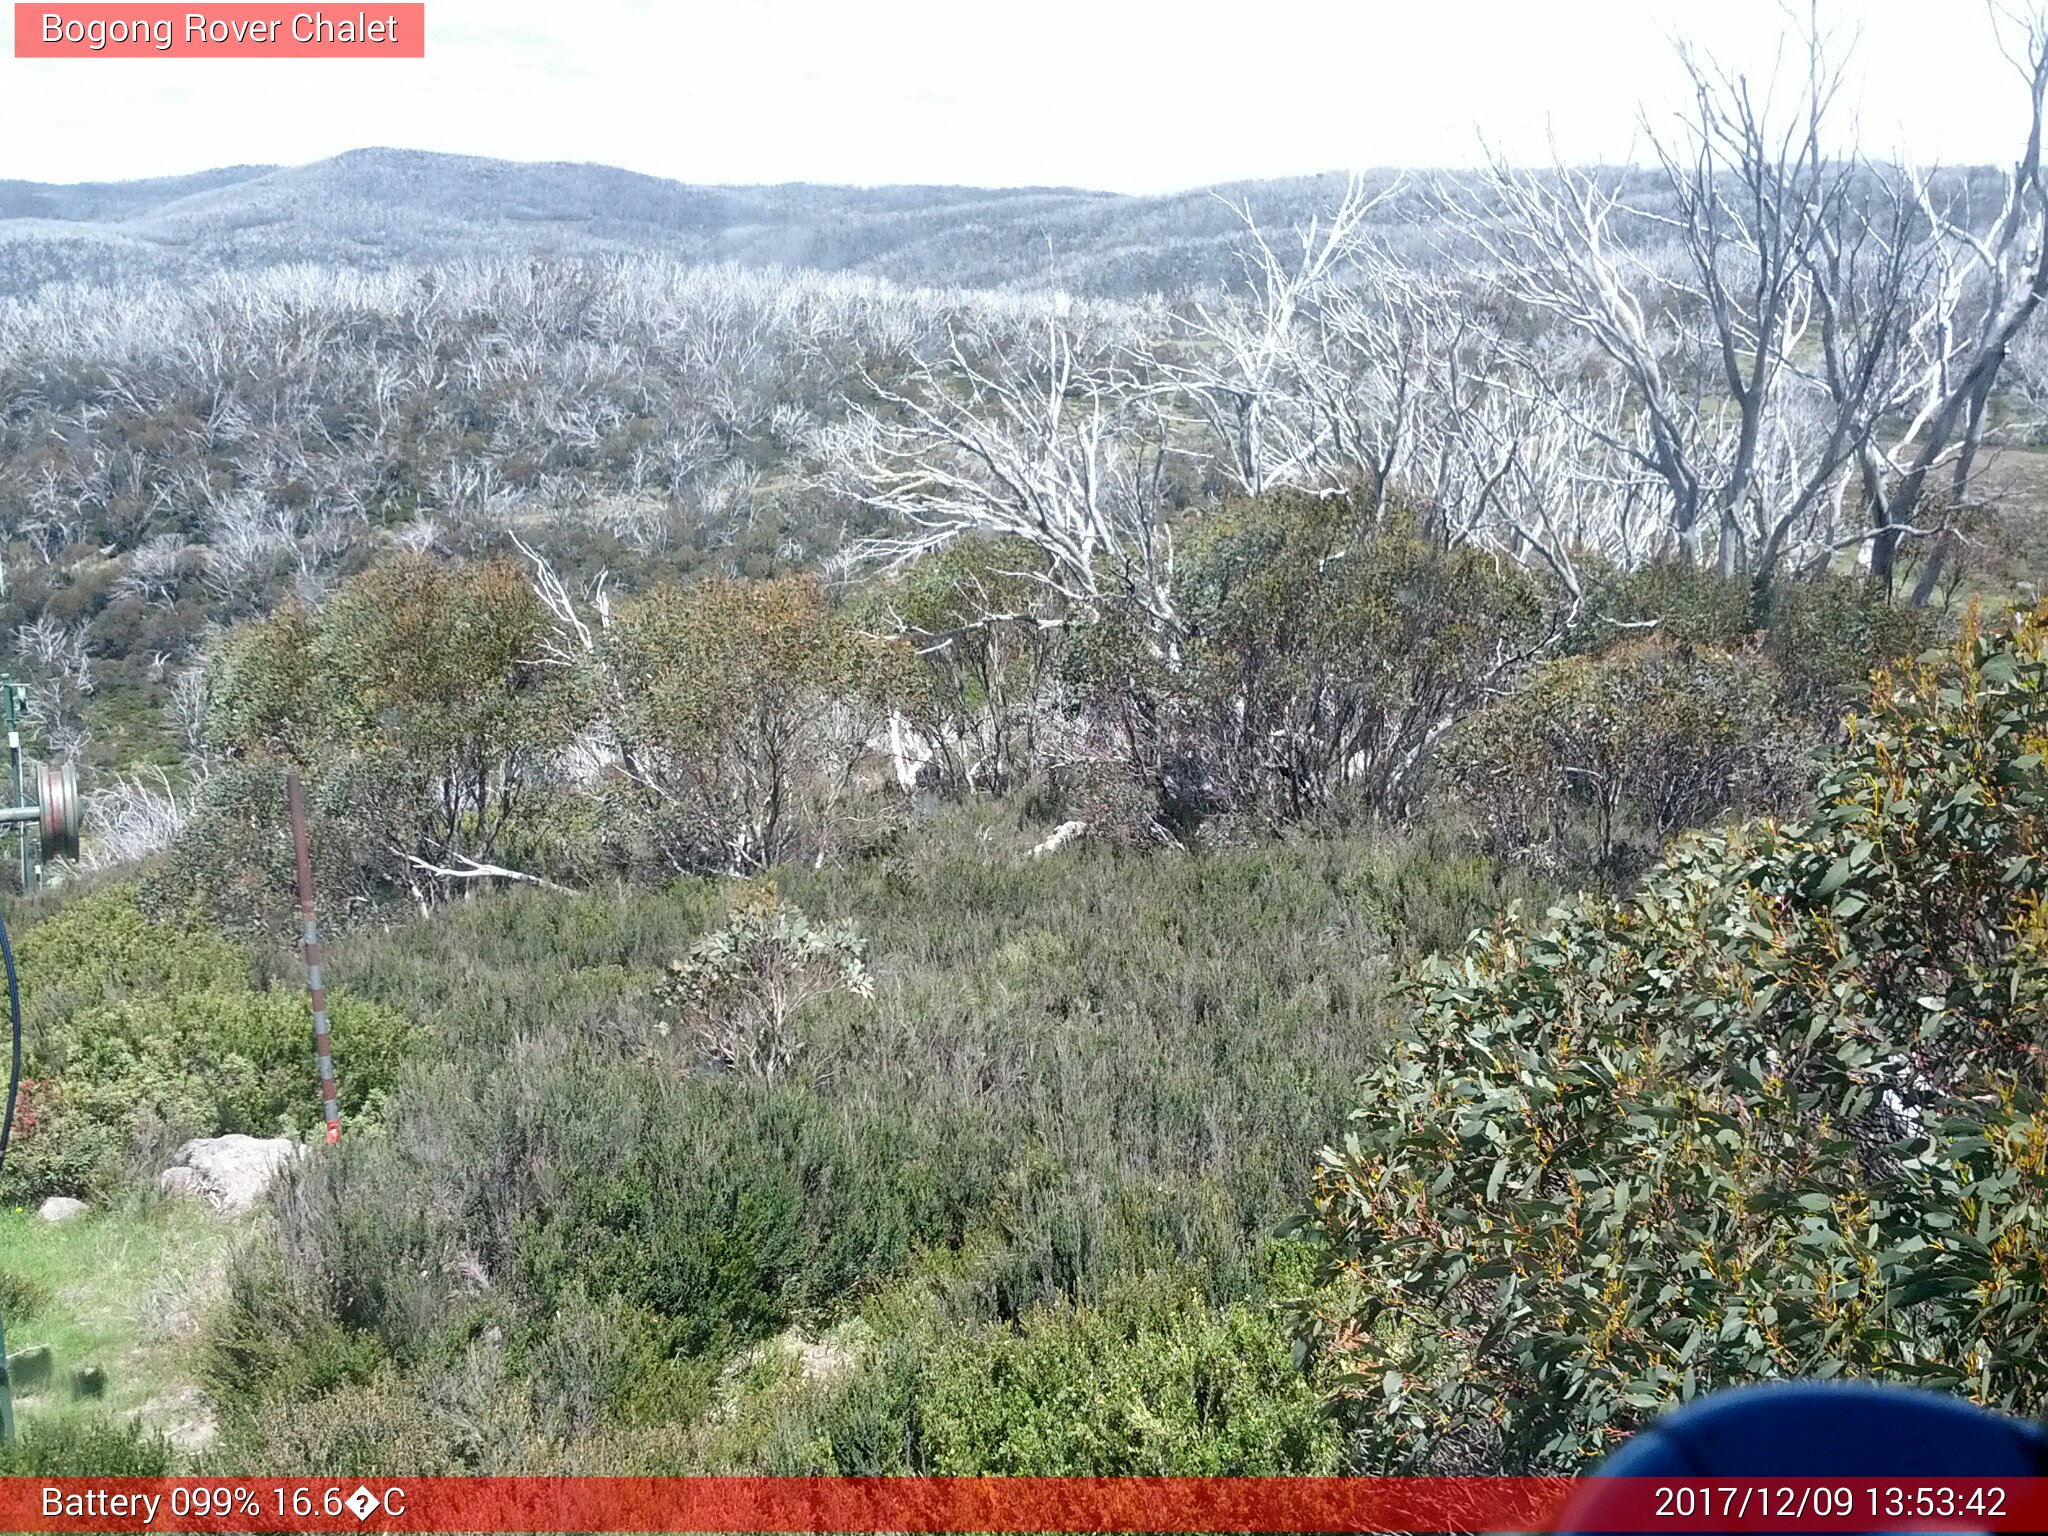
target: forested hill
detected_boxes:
[0,149,1397,296]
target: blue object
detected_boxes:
[1556,1382,2048,1533]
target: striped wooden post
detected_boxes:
[287,769,340,1144]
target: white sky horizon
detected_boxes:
[0,1,2035,194]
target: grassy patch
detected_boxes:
[1,1200,240,1448]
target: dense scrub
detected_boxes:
[195,814,1546,1473]
[1302,605,2048,1471]
[8,83,2048,1474]
[1,885,411,1202]
[5,501,1969,1475]
[156,497,1933,928]
[0,1417,172,1476]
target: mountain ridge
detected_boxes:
[0,147,1366,295]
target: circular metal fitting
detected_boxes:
[37,761,80,863]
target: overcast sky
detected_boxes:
[0,1,2032,191]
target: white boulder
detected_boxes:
[157,1134,301,1215]
[37,1196,88,1223]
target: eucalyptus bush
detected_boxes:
[189,553,589,916]
[604,574,919,874]
[655,886,874,1079]
[1447,637,1812,877]
[1300,604,2048,1472]
[1171,492,1547,822]
[873,535,1069,795]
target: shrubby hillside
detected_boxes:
[7,10,2048,1480]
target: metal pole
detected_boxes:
[287,771,340,1145]
[5,683,24,895]
[0,1301,14,1443]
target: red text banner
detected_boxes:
[14,5,424,57]
[6,1476,2048,1532]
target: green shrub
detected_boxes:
[202,1111,493,1432]
[912,1276,1340,1474]
[604,574,919,874]
[1765,574,1938,721]
[1568,560,1756,652]
[655,885,873,1079]
[0,1266,51,1320]
[47,990,408,1136]
[3,884,414,1202]
[140,763,370,941]
[868,535,1067,794]
[749,1329,925,1474]
[186,554,591,918]
[209,1038,1000,1415]
[1168,492,1548,820]
[0,1416,173,1475]
[510,1066,979,1358]
[1332,822,1560,963]
[1301,602,2048,1473]
[1447,637,1813,877]
[518,1285,720,1435]
[17,883,251,1020]
[201,1353,553,1477]
[1567,563,1938,729]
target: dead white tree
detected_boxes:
[167,665,211,767]
[112,532,189,605]
[81,768,186,870]
[1292,260,1445,518]
[1888,5,2048,599]
[1460,5,2048,598]
[833,317,1183,649]
[1163,175,1402,497]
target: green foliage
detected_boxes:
[203,816,1499,1470]
[911,1277,1340,1475]
[190,554,589,916]
[1169,491,1547,820]
[2,884,413,1201]
[870,536,1066,793]
[16,882,251,1016]
[206,1248,401,1406]
[201,1347,568,1477]
[1567,564,1936,729]
[1043,491,1551,837]
[0,1416,173,1476]
[1568,560,1756,652]
[605,574,918,874]
[213,555,573,768]
[511,1080,959,1357]
[1326,820,1558,965]
[1765,575,1939,720]
[0,1266,52,1320]
[1300,603,2048,1472]
[142,763,351,939]
[518,1284,723,1436]
[1448,637,1813,878]
[655,885,874,1078]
